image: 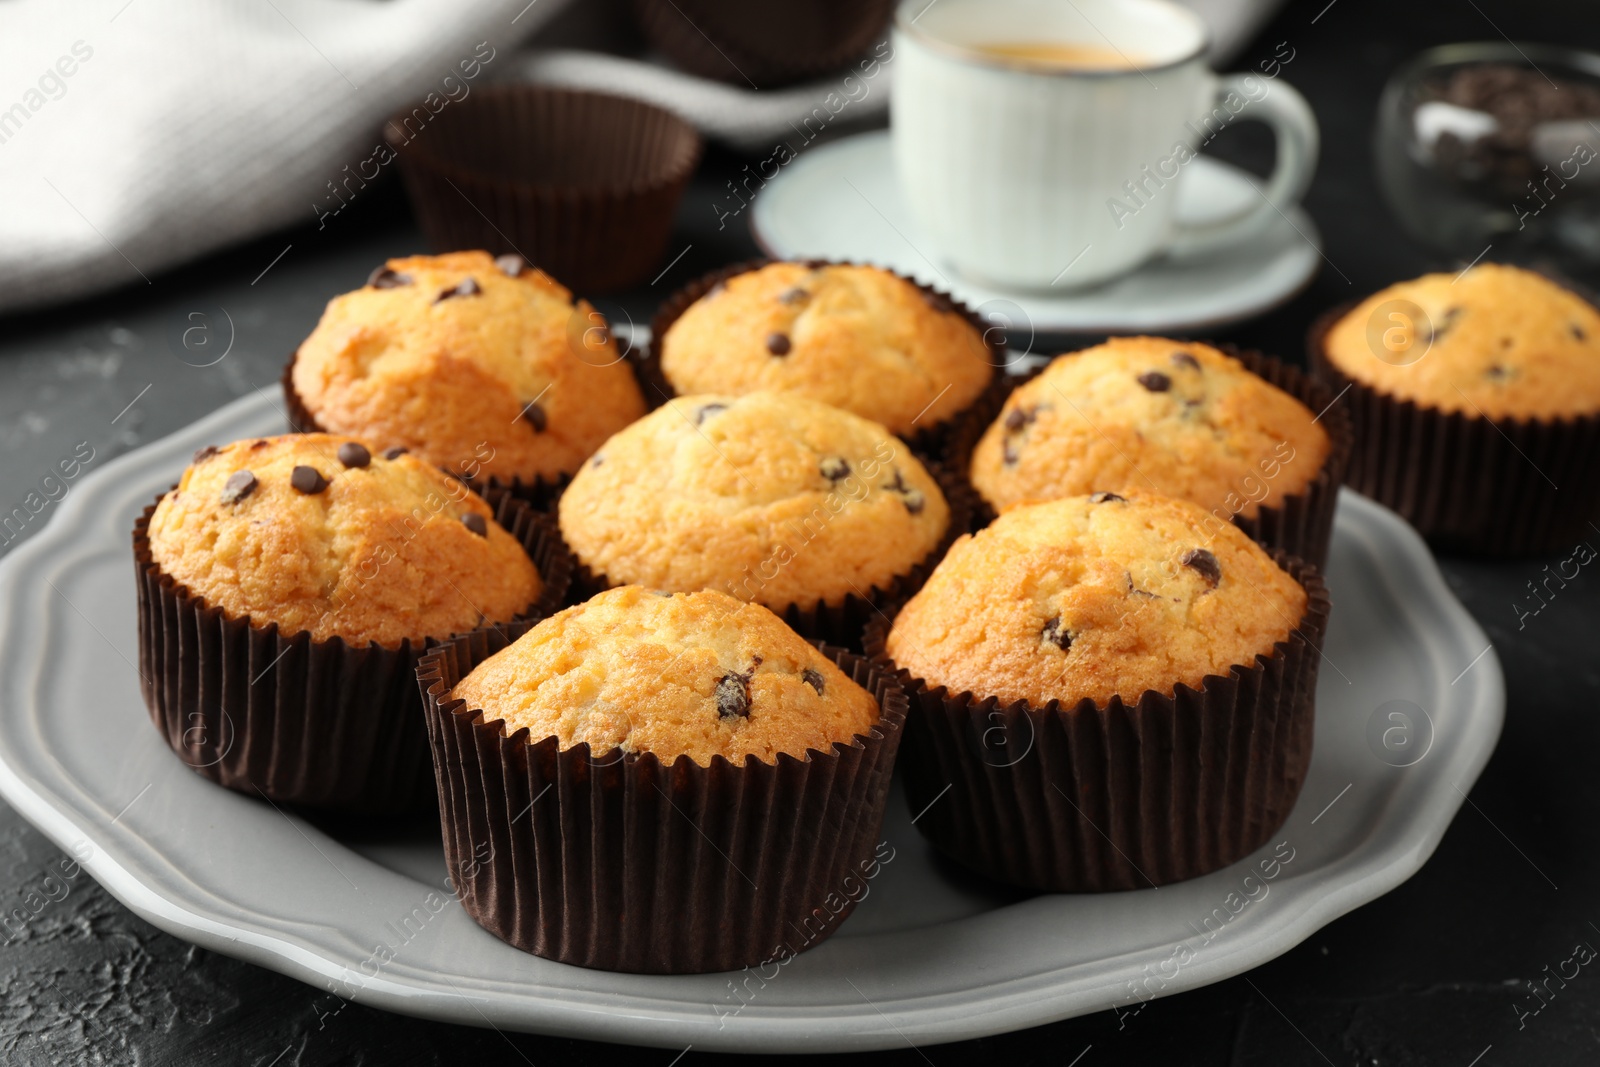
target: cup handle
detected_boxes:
[1167,73,1319,259]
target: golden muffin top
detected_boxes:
[450,586,880,766]
[558,392,950,611]
[290,250,646,483]
[146,433,541,647]
[970,338,1329,520]
[1322,263,1600,419]
[659,262,994,435]
[885,492,1307,707]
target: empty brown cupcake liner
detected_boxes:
[558,461,979,651]
[631,0,894,89]
[942,348,1353,570]
[642,257,1006,457]
[419,635,907,973]
[134,484,575,814]
[1309,301,1600,555]
[282,352,624,511]
[387,85,702,294]
[865,551,1330,893]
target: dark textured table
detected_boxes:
[3,0,1599,1063]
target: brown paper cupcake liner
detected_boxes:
[631,0,894,89]
[386,85,702,294]
[1309,302,1600,555]
[282,352,627,511]
[558,461,978,651]
[865,551,1330,893]
[642,257,1006,456]
[419,636,907,973]
[134,485,574,814]
[942,348,1353,570]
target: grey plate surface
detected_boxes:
[0,389,1503,1053]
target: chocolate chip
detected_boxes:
[1181,548,1221,587]
[802,668,825,695]
[520,400,547,432]
[653,589,673,597]
[1002,441,1020,466]
[1042,615,1071,651]
[706,281,727,298]
[336,442,370,469]
[1004,407,1031,432]
[461,513,488,537]
[435,278,481,303]
[249,440,269,450]
[715,672,751,718]
[220,470,257,504]
[1090,491,1125,503]
[290,466,327,494]
[367,266,411,289]
[590,453,605,468]
[192,445,219,465]
[883,469,909,494]
[694,403,727,425]
[819,456,851,482]
[495,253,527,277]
[766,332,792,356]
[1170,351,1200,370]
[383,446,409,460]
[901,488,926,515]
[779,287,809,305]
[1137,371,1171,392]
[1572,323,1587,341]
[1127,572,1160,599]
[1486,363,1510,380]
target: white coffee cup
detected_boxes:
[891,0,1318,290]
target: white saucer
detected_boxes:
[749,130,1323,335]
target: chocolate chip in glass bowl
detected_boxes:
[1181,547,1221,587]
[289,465,328,494]
[819,456,851,482]
[461,513,488,537]
[336,442,371,469]
[495,253,528,277]
[1170,351,1201,370]
[520,400,548,432]
[435,278,481,303]
[766,332,792,356]
[694,402,728,425]
[1137,371,1172,392]
[1090,491,1126,503]
[1041,615,1072,651]
[801,668,825,695]
[383,446,408,460]
[715,671,751,718]
[367,266,411,289]
[220,470,257,504]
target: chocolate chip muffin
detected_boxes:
[147,433,541,647]
[654,261,996,438]
[287,250,646,487]
[451,585,879,766]
[1312,263,1600,553]
[871,491,1328,892]
[886,491,1307,707]
[557,392,952,624]
[420,585,907,972]
[1320,263,1600,420]
[970,338,1331,525]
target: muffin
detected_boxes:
[1311,263,1600,553]
[868,491,1329,892]
[135,433,572,812]
[557,391,962,645]
[420,586,908,972]
[648,260,1000,447]
[961,337,1349,568]
[286,250,647,498]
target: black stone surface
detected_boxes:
[2,0,1598,1063]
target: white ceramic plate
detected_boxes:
[0,389,1503,1054]
[750,130,1324,335]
